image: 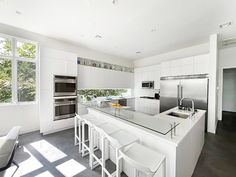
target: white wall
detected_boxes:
[207,34,219,134]
[0,23,131,135]
[218,46,236,120]
[134,43,209,67]
[222,68,236,112]
[0,104,39,136]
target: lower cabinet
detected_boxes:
[135,98,160,115]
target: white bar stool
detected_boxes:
[80,114,107,158]
[74,113,83,153]
[118,142,166,177]
[90,123,121,171]
[93,125,139,177]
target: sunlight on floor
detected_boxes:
[56,159,86,176]
[35,170,55,177]
[31,139,67,163]
[4,146,43,177]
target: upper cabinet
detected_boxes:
[78,65,134,89]
[193,54,209,74]
[160,54,209,77]
[134,65,160,90]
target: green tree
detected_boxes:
[78,89,128,101]
[0,37,36,103]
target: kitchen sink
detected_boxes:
[167,111,190,119]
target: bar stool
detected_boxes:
[80,114,107,158]
[118,142,166,177]
[90,123,121,171]
[93,124,139,177]
[74,113,83,153]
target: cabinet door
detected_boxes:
[78,65,91,89]
[194,54,209,74]
[180,57,194,75]
[161,61,171,77]
[154,70,160,89]
[170,60,181,76]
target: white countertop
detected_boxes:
[86,105,206,147]
[154,107,206,146]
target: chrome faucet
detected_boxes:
[180,98,195,115]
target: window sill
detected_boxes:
[0,101,38,107]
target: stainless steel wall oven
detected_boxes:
[54,97,77,121]
[54,75,77,121]
[54,75,77,96]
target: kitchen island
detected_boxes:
[82,103,205,177]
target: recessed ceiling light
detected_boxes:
[15,10,22,15]
[151,28,157,32]
[219,22,232,28]
[95,35,102,39]
[136,51,141,54]
[112,0,118,5]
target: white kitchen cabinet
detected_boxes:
[194,54,209,74]
[161,61,171,77]
[134,65,160,91]
[154,70,160,89]
[78,65,133,89]
[40,48,77,134]
[135,98,160,115]
[160,54,208,77]
[180,57,194,75]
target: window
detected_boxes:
[0,34,38,104]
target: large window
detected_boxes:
[0,34,38,104]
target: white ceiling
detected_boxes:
[0,0,236,60]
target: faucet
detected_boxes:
[180,98,195,115]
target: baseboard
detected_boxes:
[222,110,236,114]
[20,128,40,135]
[42,125,74,135]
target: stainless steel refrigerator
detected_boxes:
[160,74,209,125]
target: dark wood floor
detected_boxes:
[192,111,236,177]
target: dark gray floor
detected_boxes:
[192,111,236,177]
[1,127,126,177]
[2,111,236,177]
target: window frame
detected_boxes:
[0,33,39,106]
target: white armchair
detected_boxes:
[0,126,21,173]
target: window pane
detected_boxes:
[0,58,12,103]
[17,61,36,102]
[0,37,12,56]
[16,41,36,59]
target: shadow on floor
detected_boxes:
[1,129,127,177]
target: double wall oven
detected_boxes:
[54,75,77,121]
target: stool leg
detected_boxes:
[89,127,93,169]
[101,136,105,177]
[82,122,85,156]
[163,158,166,177]
[74,117,77,146]
[78,119,81,153]
[116,149,120,177]
[134,169,138,177]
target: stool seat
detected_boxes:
[110,130,138,148]
[120,142,165,174]
[82,114,107,126]
[96,123,120,135]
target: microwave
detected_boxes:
[142,81,154,89]
[54,75,77,96]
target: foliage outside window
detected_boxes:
[78,89,129,101]
[0,35,38,104]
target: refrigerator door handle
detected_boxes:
[177,85,180,99]
[180,85,183,99]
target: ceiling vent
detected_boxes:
[222,37,236,48]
